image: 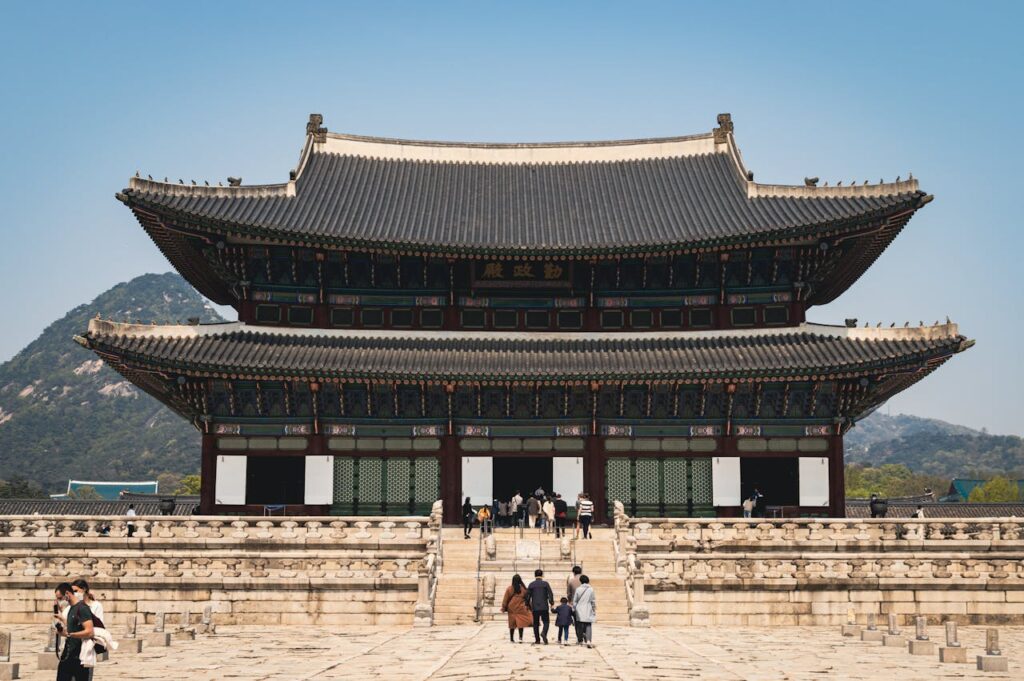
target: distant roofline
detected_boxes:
[83,318,967,345]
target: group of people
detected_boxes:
[500,566,596,647]
[51,578,115,680]
[462,489,595,539]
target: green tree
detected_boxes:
[967,476,1020,502]
[175,474,201,495]
[0,476,47,499]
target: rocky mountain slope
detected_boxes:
[0,273,223,492]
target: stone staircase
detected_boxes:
[433,526,629,626]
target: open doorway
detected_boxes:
[740,457,798,507]
[493,457,552,504]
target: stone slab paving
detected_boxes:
[9,624,1022,679]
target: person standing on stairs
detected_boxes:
[553,494,568,538]
[501,574,533,644]
[527,569,554,644]
[526,495,541,529]
[510,490,523,528]
[462,497,474,539]
[572,574,597,647]
[542,496,555,533]
[577,493,594,539]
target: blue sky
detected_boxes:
[1,2,1021,434]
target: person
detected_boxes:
[462,497,474,539]
[913,505,925,519]
[534,485,545,499]
[577,493,594,539]
[497,500,509,528]
[572,574,597,647]
[53,582,94,680]
[510,490,523,528]
[500,574,534,643]
[542,496,555,533]
[751,487,765,517]
[566,566,583,642]
[553,493,568,538]
[71,579,105,625]
[742,496,754,518]
[125,503,136,538]
[477,505,492,535]
[527,568,554,644]
[526,495,541,529]
[552,597,574,645]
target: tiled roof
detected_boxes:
[846,502,1024,519]
[61,480,158,500]
[80,319,970,383]
[118,120,927,257]
[0,498,198,516]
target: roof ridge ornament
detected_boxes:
[713,113,733,144]
[307,113,328,143]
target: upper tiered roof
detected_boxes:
[118,114,929,258]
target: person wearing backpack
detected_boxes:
[500,574,533,643]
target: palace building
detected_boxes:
[79,114,972,521]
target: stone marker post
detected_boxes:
[201,605,214,634]
[144,612,171,648]
[861,612,883,642]
[939,621,967,663]
[883,614,905,647]
[0,630,19,680]
[173,608,195,640]
[123,615,143,653]
[37,627,59,671]
[841,608,859,637]
[908,616,935,655]
[976,628,1008,672]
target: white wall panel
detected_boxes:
[304,455,334,505]
[461,456,492,506]
[552,457,584,502]
[799,457,830,507]
[215,455,247,505]
[712,456,741,506]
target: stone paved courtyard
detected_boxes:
[9,624,1022,679]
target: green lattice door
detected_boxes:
[332,456,439,515]
[606,457,714,517]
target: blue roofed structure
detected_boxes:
[51,480,159,501]
[945,479,1024,502]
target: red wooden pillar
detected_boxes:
[441,435,461,524]
[585,435,606,523]
[829,434,846,518]
[200,432,217,514]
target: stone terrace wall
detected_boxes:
[0,504,442,627]
[613,504,1024,627]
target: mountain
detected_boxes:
[0,273,224,493]
[846,413,1024,479]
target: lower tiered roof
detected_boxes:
[78,319,971,383]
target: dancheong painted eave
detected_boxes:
[77,318,972,384]
[116,114,932,258]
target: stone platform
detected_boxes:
[7,624,1021,679]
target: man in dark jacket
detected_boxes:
[553,494,568,537]
[527,569,554,644]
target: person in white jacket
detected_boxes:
[571,574,597,647]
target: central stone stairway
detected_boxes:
[433,526,629,626]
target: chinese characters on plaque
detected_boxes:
[474,260,570,288]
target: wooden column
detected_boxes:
[199,432,217,514]
[585,435,606,523]
[829,433,846,518]
[441,435,461,524]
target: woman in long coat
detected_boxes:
[572,574,597,647]
[500,574,534,643]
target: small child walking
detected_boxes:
[552,597,574,645]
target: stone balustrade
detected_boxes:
[0,501,444,627]
[610,501,1024,627]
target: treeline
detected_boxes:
[845,463,1023,502]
